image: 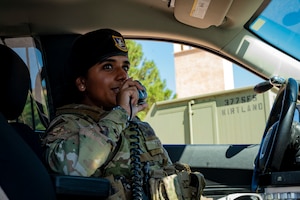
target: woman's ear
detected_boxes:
[75,77,86,91]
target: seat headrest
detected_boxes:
[0,44,30,120]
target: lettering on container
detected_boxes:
[218,94,265,116]
[221,103,263,116]
[223,94,257,106]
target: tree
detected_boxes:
[126,40,175,119]
[18,94,47,130]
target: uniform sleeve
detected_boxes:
[44,108,128,177]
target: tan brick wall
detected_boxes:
[175,48,226,98]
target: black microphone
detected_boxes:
[136,80,147,105]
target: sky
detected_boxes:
[136,40,176,92]
[136,40,264,94]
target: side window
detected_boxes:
[132,40,269,145]
[4,37,49,131]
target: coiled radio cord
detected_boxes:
[129,121,144,200]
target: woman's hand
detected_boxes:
[116,78,148,119]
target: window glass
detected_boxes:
[132,40,267,145]
[4,37,49,131]
[248,0,300,60]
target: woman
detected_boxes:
[43,28,205,200]
[42,28,172,199]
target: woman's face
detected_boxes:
[77,55,130,109]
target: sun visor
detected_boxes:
[174,0,233,28]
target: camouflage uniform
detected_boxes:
[42,27,206,199]
[42,104,172,198]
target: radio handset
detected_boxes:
[136,81,147,105]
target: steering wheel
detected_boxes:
[252,78,299,191]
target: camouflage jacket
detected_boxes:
[42,104,171,179]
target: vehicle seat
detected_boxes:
[0,44,56,200]
[0,44,111,200]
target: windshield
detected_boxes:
[248,0,300,61]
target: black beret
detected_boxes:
[68,28,128,79]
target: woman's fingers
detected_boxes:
[117,78,147,117]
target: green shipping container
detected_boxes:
[145,86,278,145]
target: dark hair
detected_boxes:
[57,73,86,107]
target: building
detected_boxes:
[174,44,234,98]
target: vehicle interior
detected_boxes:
[1,0,300,199]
